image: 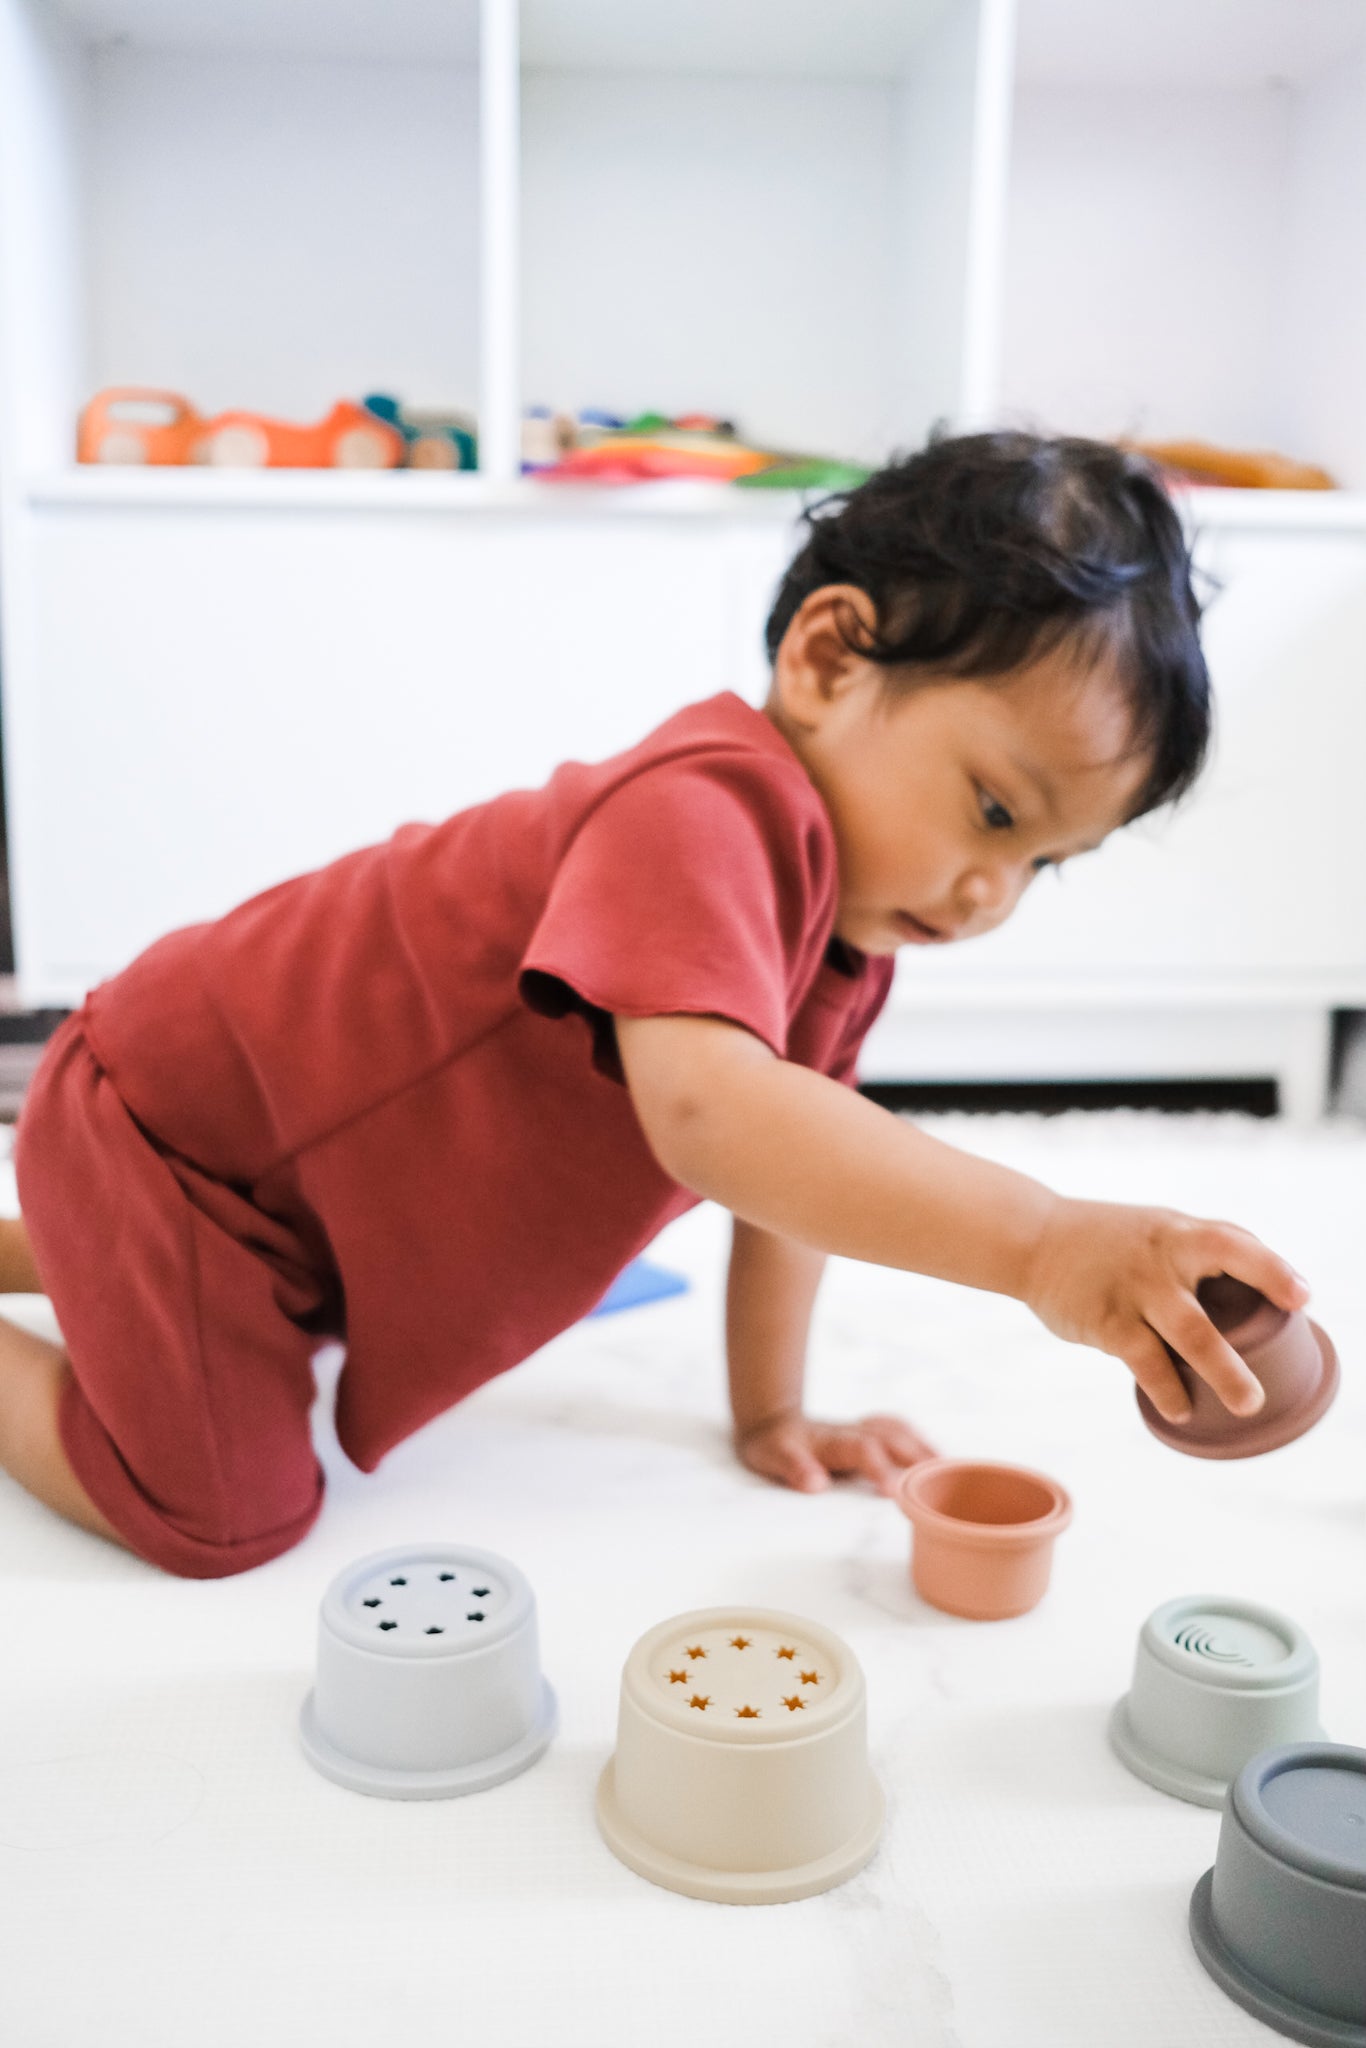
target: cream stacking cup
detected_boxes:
[299,1542,557,1798]
[597,1606,883,1904]
[1109,1595,1323,1808]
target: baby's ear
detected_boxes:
[773,584,879,724]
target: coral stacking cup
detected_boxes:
[1136,1275,1339,1459]
[897,1459,1072,1620]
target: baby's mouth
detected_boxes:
[894,910,951,943]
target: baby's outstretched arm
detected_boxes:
[616,1012,1308,1426]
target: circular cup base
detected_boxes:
[1190,1868,1366,2048]
[595,1759,884,1905]
[299,1679,557,1799]
[1139,1321,1338,1459]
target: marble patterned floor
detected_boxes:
[0,1110,1362,2048]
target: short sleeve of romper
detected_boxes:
[518,737,880,1082]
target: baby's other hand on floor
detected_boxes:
[736,1410,935,1496]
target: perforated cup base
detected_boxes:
[596,1757,884,1905]
[1190,1869,1366,2048]
[597,1607,883,1905]
[299,1677,557,1800]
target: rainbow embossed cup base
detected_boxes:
[1109,1595,1324,1808]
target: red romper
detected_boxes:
[16,693,894,1577]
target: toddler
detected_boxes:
[0,431,1307,1576]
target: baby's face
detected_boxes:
[778,645,1153,958]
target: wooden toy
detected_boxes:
[192,400,403,469]
[79,389,406,469]
[77,388,204,464]
[1126,438,1337,491]
[364,394,477,471]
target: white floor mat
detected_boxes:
[0,1112,1362,2047]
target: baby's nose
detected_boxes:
[959,865,1015,917]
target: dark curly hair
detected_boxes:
[764,430,1211,818]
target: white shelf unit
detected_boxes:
[2,0,1365,1116]
[1001,0,1366,487]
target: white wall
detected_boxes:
[1281,47,1366,488]
[0,0,89,473]
[519,70,897,462]
[999,82,1293,453]
[86,48,481,420]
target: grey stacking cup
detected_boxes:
[1190,1742,1366,2045]
[299,1542,557,1798]
[1109,1595,1322,1807]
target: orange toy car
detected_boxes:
[192,400,403,469]
[78,390,405,469]
[78,388,204,465]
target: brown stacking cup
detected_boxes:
[1136,1276,1339,1460]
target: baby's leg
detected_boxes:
[0,1313,130,1549]
[0,1215,42,1293]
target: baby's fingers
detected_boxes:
[862,1413,938,1468]
[835,1429,903,1497]
[1198,1227,1311,1317]
[1120,1326,1193,1425]
[1155,1292,1263,1417]
[740,1426,831,1494]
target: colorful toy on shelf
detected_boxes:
[521,407,582,470]
[523,404,870,489]
[78,388,405,469]
[364,394,477,471]
[193,399,403,469]
[77,388,204,465]
[735,455,872,491]
[1126,437,1338,491]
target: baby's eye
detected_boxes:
[978,790,1013,831]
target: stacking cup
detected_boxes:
[897,1459,1072,1619]
[299,1542,557,1798]
[1190,1742,1366,2045]
[1137,1274,1338,1459]
[1109,1595,1323,1807]
[596,1606,883,1904]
